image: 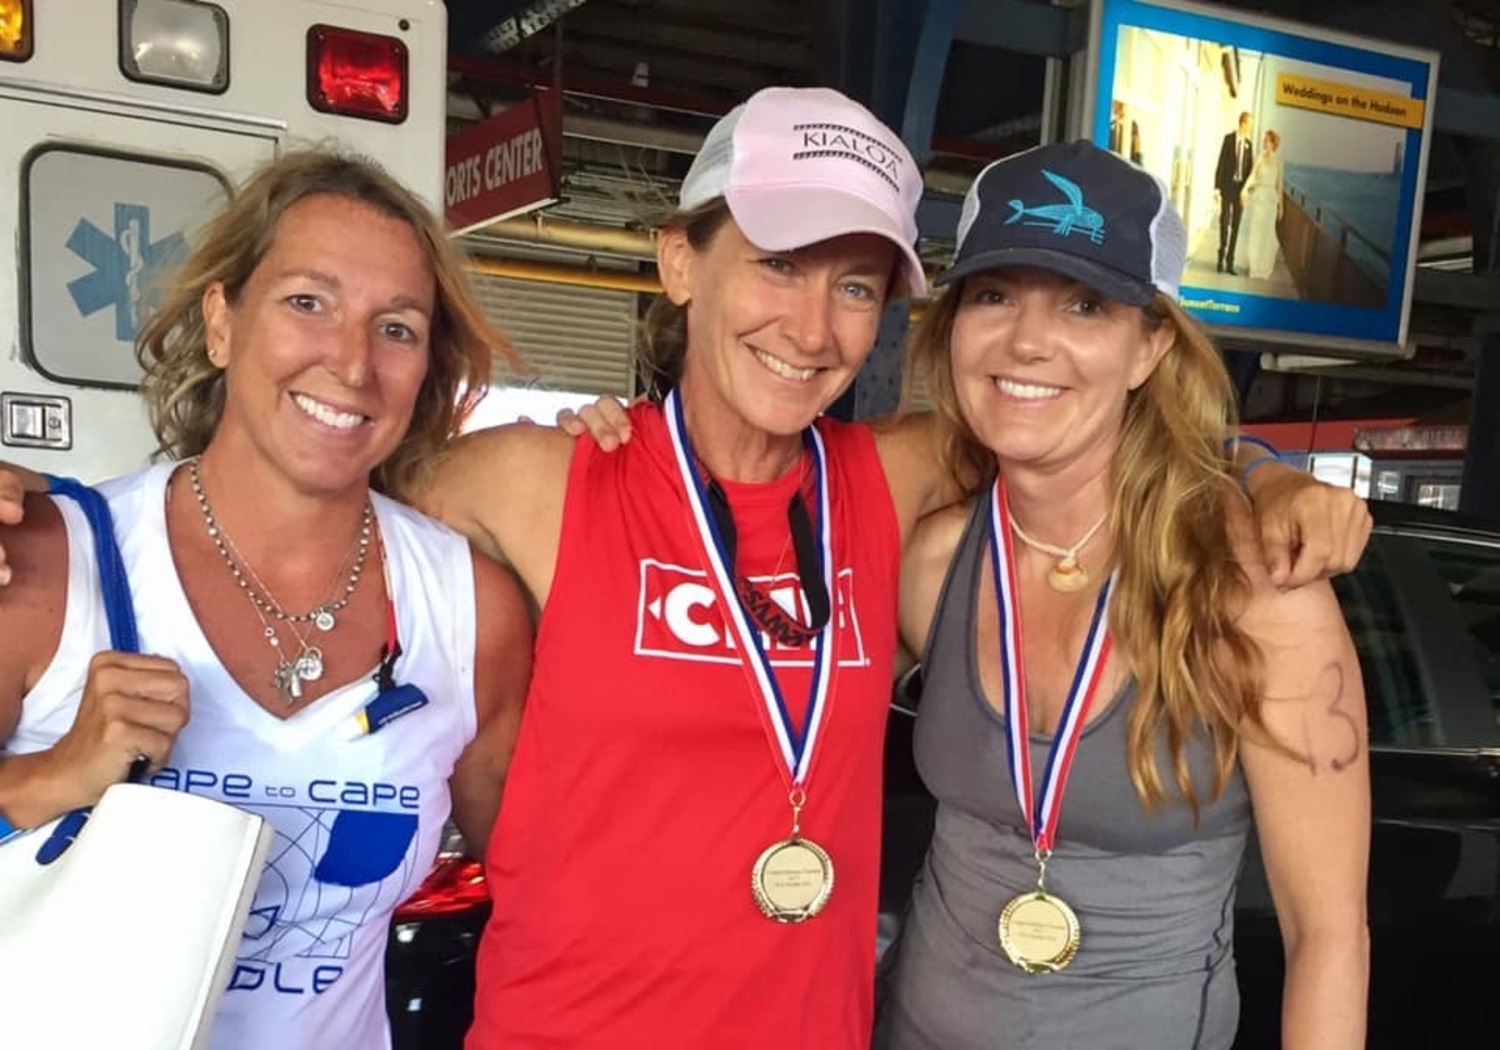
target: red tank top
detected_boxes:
[467,402,900,1049]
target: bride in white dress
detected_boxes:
[1240,129,1284,280]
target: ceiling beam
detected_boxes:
[448,0,590,55]
[449,55,731,116]
[1415,268,1500,311]
[562,8,812,63]
[952,0,1088,57]
[557,33,801,94]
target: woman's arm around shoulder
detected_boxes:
[448,548,534,858]
[415,423,575,610]
[1239,450,1371,587]
[871,413,968,549]
[1230,497,1370,1050]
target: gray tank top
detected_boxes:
[879,498,1253,1050]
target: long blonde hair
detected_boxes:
[908,286,1267,814]
[137,148,522,502]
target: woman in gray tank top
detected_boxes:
[878,141,1370,1049]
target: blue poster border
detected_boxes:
[1088,0,1438,352]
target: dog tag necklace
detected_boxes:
[989,480,1114,972]
[666,388,838,923]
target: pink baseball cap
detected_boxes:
[680,87,927,297]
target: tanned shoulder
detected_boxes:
[416,424,576,608]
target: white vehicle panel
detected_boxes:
[0,0,446,481]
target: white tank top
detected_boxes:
[9,463,478,1050]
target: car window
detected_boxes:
[1417,537,1500,729]
[1331,546,1437,748]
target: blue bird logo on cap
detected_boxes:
[1006,169,1105,244]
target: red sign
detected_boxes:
[444,92,561,233]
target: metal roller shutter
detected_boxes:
[467,272,639,397]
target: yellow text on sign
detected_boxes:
[1275,73,1425,130]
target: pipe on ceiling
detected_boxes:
[448,56,728,118]
[473,215,659,259]
[563,113,706,154]
[467,254,662,294]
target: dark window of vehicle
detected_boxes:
[1332,546,1436,748]
[1416,537,1500,731]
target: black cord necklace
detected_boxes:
[705,476,831,647]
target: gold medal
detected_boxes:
[988,481,1114,975]
[751,835,834,923]
[998,889,1081,973]
[665,391,842,930]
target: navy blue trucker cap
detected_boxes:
[937,140,1186,306]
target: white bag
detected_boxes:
[0,784,273,1050]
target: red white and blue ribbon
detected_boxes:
[989,479,1114,854]
[664,388,836,787]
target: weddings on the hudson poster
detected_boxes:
[1082,0,1440,357]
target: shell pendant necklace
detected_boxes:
[1007,510,1108,593]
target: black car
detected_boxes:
[386,830,490,1050]
[1234,501,1500,1047]
[386,500,1500,1048]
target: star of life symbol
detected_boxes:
[65,202,187,341]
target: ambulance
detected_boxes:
[0,0,448,481]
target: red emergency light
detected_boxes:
[306,24,407,124]
[0,0,34,63]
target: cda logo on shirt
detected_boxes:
[634,559,868,667]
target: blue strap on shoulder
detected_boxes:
[45,475,139,654]
[2,477,146,853]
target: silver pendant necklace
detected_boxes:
[248,603,324,705]
[188,458,372,705]
[188,458,372,633]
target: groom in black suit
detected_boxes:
[1214,111,1254,275]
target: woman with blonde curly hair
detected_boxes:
[0,148,533,1049]
[878,141,1369,1048]
[136,148,500,502]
